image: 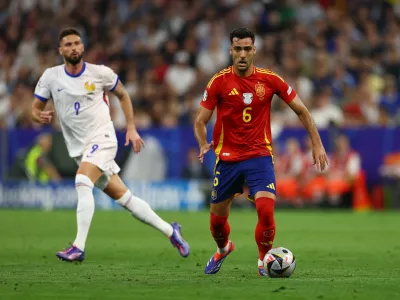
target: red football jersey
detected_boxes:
[201,66,297,162]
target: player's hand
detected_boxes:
[39,110,54,124]
[198,141,213,163]
[312,144,329,172]
[125,127,145,153]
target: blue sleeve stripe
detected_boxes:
[109,77,119,92]
[34,94,48,102]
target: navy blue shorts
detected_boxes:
[210,156,276,203]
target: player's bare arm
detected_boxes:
[111,81,144,153]
[32,98,54,124]
[287,95,329,171]
[194,105,214,163]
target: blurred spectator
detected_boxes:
[301,136,327,205]
[379,75,400,122]
[25,133,61,184]
[275,138,303,205]
[3,83,39,129]
[196,35,228,76]
[310,88,344,128]
[179,93,199,125]
[165,51,196,97]
[331,64,356,103]
[326,135,361,207]
[296,0,325,26]
[121,135,166,181]
[182,148,211,180]
[0,81,9,128]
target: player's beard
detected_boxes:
[65,53,83,65]
[236,59,250,71]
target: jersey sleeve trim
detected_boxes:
[200,100,215,110]
[284,87,297,103]
[255,68,284,81]
[109,77,119,92]
[34,94,48,102]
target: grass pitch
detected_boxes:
[0,209,399,300]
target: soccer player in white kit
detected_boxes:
[31,28,190,262]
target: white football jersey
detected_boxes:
[34,62,119,157]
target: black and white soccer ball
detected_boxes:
[263,247,296,278]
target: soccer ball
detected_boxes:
[263,247,296,278]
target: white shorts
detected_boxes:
[74,142,120,190]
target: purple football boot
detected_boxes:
[56,245,85,262]
[204,241,235,274]
[258,266,268,276]
[169,222,190,257]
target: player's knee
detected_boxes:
[75,174,94,190]
[210,213,228,232]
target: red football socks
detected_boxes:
[255,197,276,260]
[210,213,230,248]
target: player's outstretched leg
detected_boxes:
[255,197,276,276]
[116,190,189,257]
[56,174,95,262]
[204,213,234,274]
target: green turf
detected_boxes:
[0,209,399,300]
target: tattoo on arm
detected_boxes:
[112,81,129,100]
[111,81,135,127]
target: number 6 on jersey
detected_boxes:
[243,107,252,123]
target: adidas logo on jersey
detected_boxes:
[229,88,239,95]
[266,183,275,190]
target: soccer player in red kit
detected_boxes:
[194,28,329,276]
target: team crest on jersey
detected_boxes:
[255,83,265,98]
[85,82,96,95]
[243,93,253,105]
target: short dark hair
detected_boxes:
[59,28,81,44]
[229,28,255,44]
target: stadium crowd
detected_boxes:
[1,0,400,130]
[1,0,400,207]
